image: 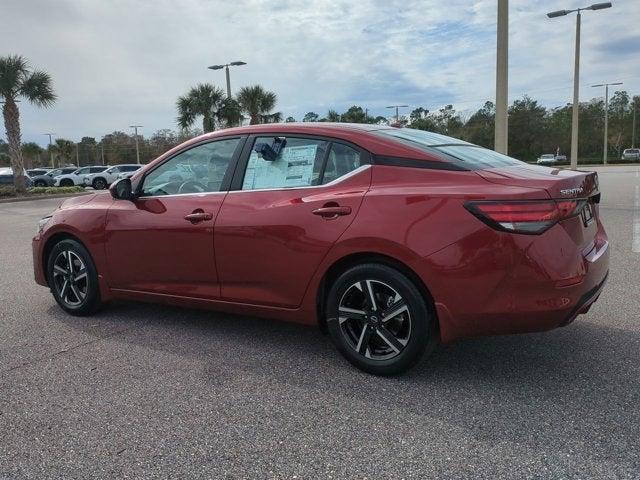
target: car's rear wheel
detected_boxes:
[92,178,107,190]
[47,239,101,316]
[60,179,73,187]
[34,180,47,187]
[326,263,436,376]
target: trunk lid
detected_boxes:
[475,163,600,252]
[474,163,599,200]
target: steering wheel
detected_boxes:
[178,179,207,194]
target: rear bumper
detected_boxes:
[425,220,610,343]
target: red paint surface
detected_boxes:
[33,124,609,342]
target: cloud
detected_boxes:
[2,0,639,145]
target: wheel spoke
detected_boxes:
[70,284,85,302]
[60,280,69,301]
[381,300,408,323]
[365,280,378,311]
[53,265,68,276]
[338,306,366,323]
[74,269,87,282]
[375,325,405,353]
[355,325,373,354]
[66,251,74,274]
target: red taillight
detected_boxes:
[465,199,583,234]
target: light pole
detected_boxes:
[129,125,143,165]
[208,61,247,100]
[43,133,55,167]
[591,82,622,164]
[633,98,638,148]
[386,105,409,124]
[495,0,509,155]
[547,2,612,170]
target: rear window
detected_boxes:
[373,128,525,170]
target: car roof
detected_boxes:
[169,123,468,163]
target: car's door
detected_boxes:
[73,167,92,184]
[215,135,372,308]
[105,136,245,298]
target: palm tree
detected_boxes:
[325,109,341,122]
[0,55,56,192]
[51,139,75,167]
[237,85,281,125]
[176,84,225,133]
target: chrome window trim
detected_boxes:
[137,190,228,200]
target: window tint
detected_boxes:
[433,145,525,169]
[76,168,91,174]
[89,167,106,173]
[142,138,240,196]
[122,165,140,172]
[373,128,526,170]
[322,143,362,184]
[373,128,473,147]
[242,137,328,190]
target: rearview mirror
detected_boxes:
[110,178,134,200]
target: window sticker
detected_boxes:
[243,144,318,190]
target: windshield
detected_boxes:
[373,128,525,170]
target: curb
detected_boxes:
[0,191,93,204]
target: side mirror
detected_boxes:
[110,178,134,200]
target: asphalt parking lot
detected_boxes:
[1,165,639,479]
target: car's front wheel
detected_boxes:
[326,263,436,376]
[47,239,101,316]
[92,178,107,190]
[60,179,74,187]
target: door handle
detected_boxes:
[184,211,213,223]
[312,206,352,218]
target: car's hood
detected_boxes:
[58,193,98,209]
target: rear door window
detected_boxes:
[241,137,328,190]
[322,143,362,184]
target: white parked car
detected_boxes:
[536,154,557,165]
[54,166,108,187]
[84,164,142,190]
[621,148,640,161]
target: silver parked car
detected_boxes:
[536,154,557,165]
[621,148,640,161]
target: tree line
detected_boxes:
[297,93,639,163]
[2,53,639,193]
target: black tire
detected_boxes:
[326,263,436,376]
[92,178,107,190]
[34,180,47,187]
[46,239,101,316]
[60,179,73,187]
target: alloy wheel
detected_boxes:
[338,279,411,360]
[52,250,88,307]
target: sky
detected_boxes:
[2,0,640,146]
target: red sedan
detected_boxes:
[32,123,609,375]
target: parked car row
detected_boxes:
[22,164,143,189]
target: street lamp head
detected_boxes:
[547,9,568,18]
[610,82,623,86]
[208,65,224,70]
[589,2,612,10]
[229,61,246,66]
